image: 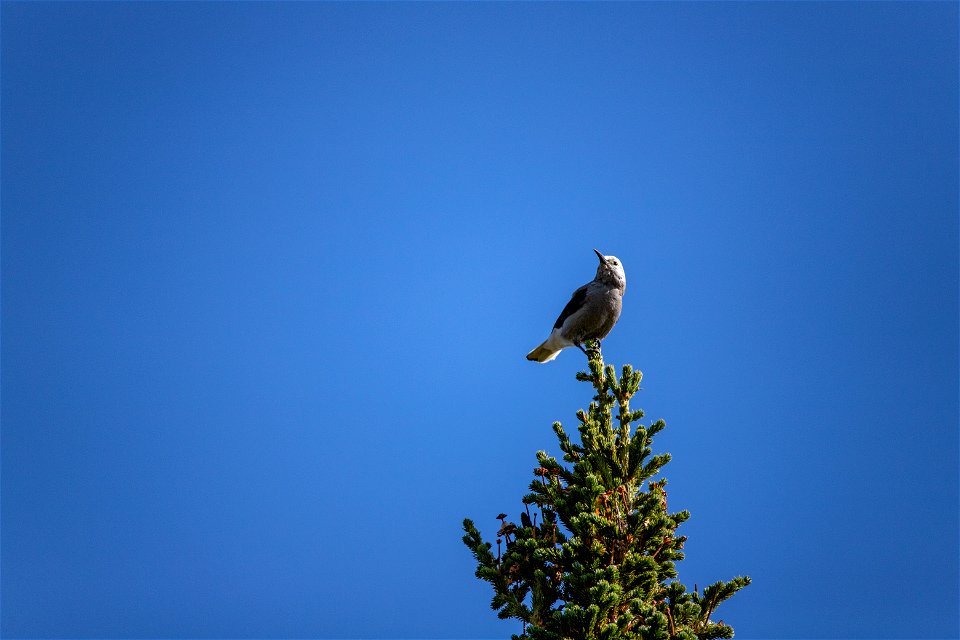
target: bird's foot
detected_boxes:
[575,339,602,360]
[585,340,602,358]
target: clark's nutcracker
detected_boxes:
[526,249,626,363]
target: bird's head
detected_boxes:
[594,249,626,293]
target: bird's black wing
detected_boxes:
[553,284,589,329]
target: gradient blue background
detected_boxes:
[2,2,957,638]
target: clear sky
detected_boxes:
[2,2,957,638]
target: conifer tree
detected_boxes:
[463,347,750,639]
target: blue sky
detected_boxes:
[2,2,957,638]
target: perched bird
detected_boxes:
[526,249,626,363]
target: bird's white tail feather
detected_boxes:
[526,331,571,363]
[526,342,561,363]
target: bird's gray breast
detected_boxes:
[558,285,622,342]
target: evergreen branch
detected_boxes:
[694,576,752,631]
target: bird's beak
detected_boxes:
[594,248,605,262]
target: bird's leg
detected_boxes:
[574,341,589,355]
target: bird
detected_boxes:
[526,249,626,363]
